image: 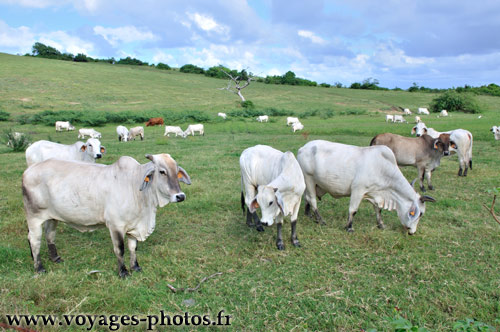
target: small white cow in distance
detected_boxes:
[22,153,191,277]
[440,110,449,117]
[418,108,430,115]
[240,145,306,250]
[415,116,422,123]
[404,108,412,115]
[491,126,500,140]
[78,128,101,139]
[286,117,300,126]
[218,112,227,119]
[55,121,75,131]
[393,115,407,123]
[386,115,394,122]
[292,122,304,132]
[297,140,436,234]
[128,126,144,141]
[411,122,473,176]
[6,132,24,147]
[26,139,106,166]
[164,126,186,138]
[184,124,204,136]
[116,125,129,142]
[257,115,269,122]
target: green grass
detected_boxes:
[0,54,500,331]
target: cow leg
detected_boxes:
[291,220,300,247]
[305,202,311,218]
[371,203,385,229]
[127,237,141,272]
[44,219,62,263]
[463,166,468,177]
[245,208,254,227]
[345,194,363,232]
[418,167,426,192]
[276,220,284,250]
[253,213,264,232]
[304,178,325,224]
[109,229,129,278]
[27,218,46,273]
[425,169,434,190]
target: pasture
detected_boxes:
[0,53,500,331]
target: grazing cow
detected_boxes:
[23,153,191,277]
[78,128,101,139]
[297,140,436,234]
[145,117,164,127]
[287,117,300,126]
[415,116,422,123]
[386,115,394,122]
[404,108,412,115]
[440,110,449,117]
[418,108,430,115]
[292,122,304,132]
[240,145,305,250]
[393,115,407,123]
[26,139,106,166]
[491,126,500,140]
[257,115,269,122]
[164,126,186,138]
[116,125,129,142]
[411,122,473,176]
[128,126,144,141]
[370,133,452,191]
[218,112,227,119]
[55,121,75,131]
[184,124,204,136]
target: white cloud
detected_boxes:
[186,12,230,38]
[297,30,326,45]
[39,30,95,56]
[0,20,35,53]
[93,25,157,47]
[0,0,70,8]
[152,51,175,65]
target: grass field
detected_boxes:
[0,53,500,331]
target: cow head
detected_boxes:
[434,133,452,156]
[411,122,427,137]
[248,185,284,226]
[140,154,191,207]
[80,138,106,160]
[399,179,436,234]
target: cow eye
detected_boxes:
[159,170,167,175]
[269,201,273,206]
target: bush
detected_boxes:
[180,64,205,74]
[0,110,10,121]
[241,100,255,109]
[430,90,481,113]
[156,63,171,70]
[4,131,31,152]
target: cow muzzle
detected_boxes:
[444,151,450,156]
[175,193,185,202]
[96,153,102,159]
[416,134,421,137]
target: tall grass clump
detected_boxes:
[430,90,481,113]
[3,131,31,152]
[0,110,10,121]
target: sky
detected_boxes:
[1,0,499,89]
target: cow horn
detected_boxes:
[410,178,418,188]
[420,195,436,203]
[145,154,154,161]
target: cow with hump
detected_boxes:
[26,139,106,166]
[240,145,305,250]
[22,153,191,277]
[297,140,435,234]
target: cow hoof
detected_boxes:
[420,186,426,192]
[36,265,46,273]
[52,256,63,263]
[292,240,301,247]
[345,227,354,233]
[276,242,285,250]
[119,269,130,278]
[256,225,265,232]
[377,224,385,230]
[428,185,434,190]
[131,265,142,272]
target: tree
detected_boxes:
[218,66,254,102]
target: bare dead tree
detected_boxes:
[483,193,500,226]
[218,67,254,102]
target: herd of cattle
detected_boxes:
[14,113,496,277]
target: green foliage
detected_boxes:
[3,130,30,152]
[241,100,255,109]
[180,64,205,74]
[453,318,496,331]
[156,63,171,70]
[0,110,9,121]
[117,57,148,66]
[350,77,388,90]
[319,83,331,88]
[430,90,481,113]
[74,53,90,62]
[264,71,317,86]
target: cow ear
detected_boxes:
[411,127,416,135]
[177,166,191,185]
[100,146,106,155]
[450,141,457,149]
[145,154,154,162]
[80,144,87,152]
[408,204,420,221]
[275,191,285,215]
[140,166,155,191]
[433,139,440,150]
[249,198,259,213]
[423,128,428,134]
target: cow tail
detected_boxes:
[241,191,246,215]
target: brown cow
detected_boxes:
[145,117,164,126]
[370,133,454,192]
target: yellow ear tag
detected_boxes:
[100,147,105,153]
[254,202,260,209]
[410,211,415,216]
[144,176,150,182]
[177,172,183,179]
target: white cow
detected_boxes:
[116,125,129,142]
[491,126,500,140]
[55,121,75,131]
[218,112,227,119]
[411,122,473,176]
[440,110,449,117]
[240,145,305,250]
[184,124,204,136]
[418,108,430,115]
[164,126,186,138]
[78,128,101,139]
[393,115,407,123]
[23,153,191,277]
[403,108,412,115]
[257,115,269,122]
[292,122,304,132]
[128,126,144,141]
[415,116,422,123]
[297,140,435,234]
[25,139,106,166]
[286,117,300,126]
[386,115,394,122]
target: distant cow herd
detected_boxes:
[16,112,496,277]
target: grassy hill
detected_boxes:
[0,53,500,331]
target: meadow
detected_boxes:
[0,52,499,331]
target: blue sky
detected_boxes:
[1,0,499,89]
